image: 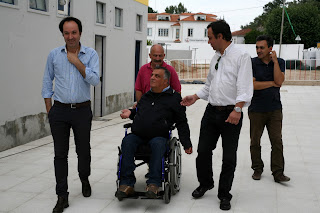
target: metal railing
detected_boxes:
[168,59,320,82]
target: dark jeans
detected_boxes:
[120,134,167,187]
[196,104,242,201]
[248,109,284,176]
[48,104,92,197]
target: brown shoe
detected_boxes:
[116,185,135,201]
[252,170,262,180]
[274,173,290,183]
[145,184,159,199]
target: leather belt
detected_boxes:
[54,100,91,109]
[210,104,235,111]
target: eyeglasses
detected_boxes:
[215,56,221,70]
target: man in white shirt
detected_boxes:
[181,20,253,211]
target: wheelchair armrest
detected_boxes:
[123,123,132,128]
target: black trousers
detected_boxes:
[48,103,93,197]
[196,104,243,201]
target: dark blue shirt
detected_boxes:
[248,57,285,112]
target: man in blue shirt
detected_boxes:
[42,17,99,213]
[249,35,290,183]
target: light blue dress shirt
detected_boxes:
[42,44,100,104]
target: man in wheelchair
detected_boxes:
[116,67,193,200]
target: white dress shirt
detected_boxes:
[196,42,253,107]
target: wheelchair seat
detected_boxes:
[134,142,152,162]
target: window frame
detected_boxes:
[204,28,208,37]
[136,14,142,32]
[28,0,49,15]
[29,0,47,12]
[176,28,180,39]
[96,1,105,25]
[0,0,18,9]
[57,0,71,17]
[0,0,14,5]
[147,28,152,36]
[115,7,123,28]
[158,28,169,37]
[188,28,193,37]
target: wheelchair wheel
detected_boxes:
[164,182,171,204]
[169,137,182,195]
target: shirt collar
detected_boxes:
[255,57,272,65]
[150,85,171,93]
[61,42,85,54]
[216,41,234,57]
[147,61,168,69]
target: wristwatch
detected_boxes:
[234,106,242,113]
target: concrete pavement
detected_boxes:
[0,84,320,213]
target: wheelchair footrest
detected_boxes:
[119,191,164,200]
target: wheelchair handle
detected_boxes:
[123,123,132,128]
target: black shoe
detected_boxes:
[220,198,231,211]
[274,173,290,183]
[191,184,214,198]
[81,179,92,197]
[252,170,262,180]
[52,196,69,213]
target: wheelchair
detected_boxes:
[116,123,182,204]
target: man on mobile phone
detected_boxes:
[249,35,290,183]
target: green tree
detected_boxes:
[176,3,188,13]
[165,5,176,14]
[165,2,188,14]
[266,1,320,48]
[244,29,265,44]
[263,0,283,14]
[148,6,157,13]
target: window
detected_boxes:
[96,2,105,24]
[158,28,168,37]
[157,15,170,21]
[29,0,47,11]
[136,14,142,31]
[176,29,180,39]
[147,28,152,36]
[188,28,193,37]
[204,28,208,37]
[0,0,14,4]
[115,7,123,27]
[58,0,70,16]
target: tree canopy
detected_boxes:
[165,2,188,14]
[266,1,320,48]
[148,6,157,13]
[243,0,320,48]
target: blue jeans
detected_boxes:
[119,134,167,187]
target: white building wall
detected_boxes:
[0,0,147,151]
[163,43,304,63]
[232,36,245,44]
[147,20,210,44]
[180,22,208,43]
[147,21,174,44]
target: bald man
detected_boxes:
[135,44,181,102]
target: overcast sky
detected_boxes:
[148,0,293,32]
